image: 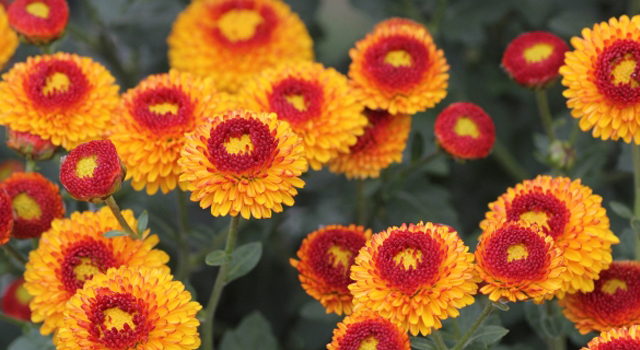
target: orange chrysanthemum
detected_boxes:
[349,222,479,336]
[0,188,13,244]
[329,109,411,179]
[2,172,63,239]
[327,310,411,350]
[179,109,307,219]
[168,0,313,93]
[24,207,170,335]
[1,277,32,321]
[290,224,372,315]
[481,175,618,297]
[475,220,565,303]
[56,266,201,350]
[560,261,640,334]
[238,62,367,170]
[434,102,496,160]
[6,128,59,161]
[0,53,120,150]
[348,18,449,115]
[111,70,232,195]
[582,325,640,349]
[7,0,68,45]
[0,160,24,181]
[560,15,640,144]
[0,5,17,69]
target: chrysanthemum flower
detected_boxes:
[179,109,307,219]
[502,31,568,89]
[0,5,17,69]
[60,140,126,203]
[475,220,565,303]
[327,310,411,350]
[349,222,479,336]
[7,0,68,45]
[560,15,640,144]
[329,109,411,179]
[168,0,313,93]
[0,160,23,181]
[238,62,367,170]
[348,19,449,115]
[111,70,232,195]
[24,207,169,335]
[2,172,63,239]
[481,175,618,297]
[56,266,201,350]
[560,261,640,334]
[434,102,496,160]
[582,325,640,349]
[290,224,372,315]
[6,127,59,161]
[0,188,13,245]
[0,53,119,150]
[1,277,32,321]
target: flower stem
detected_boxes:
[546,301,567,350]
[431,329,449,350]
[491,139,529,181]
[176,189,191,281]
[356,179,366,226]
[24,156,35,173]
[0,311,30,329]
[430,0,450,35]
[535,89,557,142]
[202,215,241,350]
[2,244,27,266]
[104,196,139,240]
[451,301,494,350]
[398,149,440,179]
[633,144,640,262]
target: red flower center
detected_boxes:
[207,0,278,48]
[375,230,442,295]
[268,77,324,126]
[207,117,277,175]
[595,338,640,350]
[364,34,430,91]
[87,292,150,349]
[338,319,404,350]
[60,239,117,292]
[350,109,393,154]
[506,191,570,241]
[26,58,89,109]
[595,39,640,106]
[131,86,195,135]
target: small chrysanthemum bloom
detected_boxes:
[0,5,17,69]
[56,266,201,350]
[7,0,68,45]
[348,19,449,115]
[349,222,479,336]
[290,224,372,315]
[582,325,640,349]
[329,109,411,179]
[6,128,59,161]
[434,102,496,160]
[60,140,126,203]
[238,62,367,170]
[0,188,13,244]
[3,172,63,239]
[1,277,32,321]
[168,0,313,93]
[475,220,565,303]
[560,15,640,143]
[560,261,640,334]
[327,310,411,350]
[24,207,169,335]
[0,53,119,150]
[179,109,307,219]
[111,70,232,195]
[502,31,569,89]
[481,175,618,297]
[0,160,24,181]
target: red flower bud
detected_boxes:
[6,128,59,161]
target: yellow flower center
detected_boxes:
[25,2,49,19]
[285,94,307,112]
[358,336,379,350]
[75,155,98,178]
[506,243,529,262]
[520,211,550,230]
[103,307,136,331]
[217,9,263,42]
[148,102,178,115]
[453,117,480,138]
[224,134,254,155]
[384,50,412,67]
[15,284,33,305]
[327,245,352,270]
[42,72,71,95]
[73,257,101,282]
[611,56,640,87]
[12,193,41,220]
[602,278,628,295]
[393,247,423,270]
[523,43,554,63]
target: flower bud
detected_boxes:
[6,128,59,161]
[7,0,68,45]
[1,277,32,321]
[548,140,576,171]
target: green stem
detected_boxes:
[176,189,191,281]
[452,318,461,338]
[432,329,449,350]
[40,43,54,54]
[202,216,241,350]
[0,312,30,329]
[535,89,557,142]
[356,179,366,226]
[491,139,529,181]
[451,302,494,350]
[24,156,35,173]
[2,244,27,266]
[546,301,567,350]
[633,144,640,262]
[104,196,139,240]
[430,0,450,35]
[398,149,440,179]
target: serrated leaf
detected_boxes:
[225,242,262,284]
[103,230,127,238]
[205,250,232,266]
[8,328,55,350]
[136,210,148,234]
[410,336,436,350]
[466,325,509,347]
[219,311,278,350]
[610,201,634,219]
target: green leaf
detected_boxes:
[8,328,55,350]
[410,336,436,350]
[610,201,634,219]
[103,230,127,238]
[205,250,232,266]
[225,242,262,284]
[219,311,278,350]
[466,325,509,348]
[136,210,149,234]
